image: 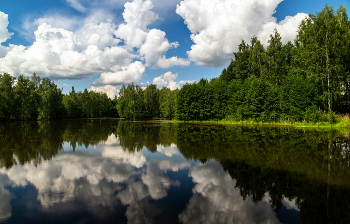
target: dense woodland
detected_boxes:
[0,5,349,122]
[0,73,117,120]
[117,5,350,123]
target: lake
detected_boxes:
[0,119,350,224]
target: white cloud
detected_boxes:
[0,12,13,44]
[65,0,87,13]
[113,0,189,69]
[0,22,133,79]
[176,0,307,67]
[93,61,146,86]
[114,0,158,48]
[0,0,189,91]
[178,80,193,84]
[258,13,308,45]
[157,56,190,69]
[179,161,281,224]
[63,0,182,19]
[90,85,119,99]
[153,71,195,90]
[20,14,82,43]
[139,29,190,68]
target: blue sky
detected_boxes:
[0,0,349,97]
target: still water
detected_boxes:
[0,119,350,224]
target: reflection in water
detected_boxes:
[0,123,190,223]
[0,174,12,222]
[179,161,280,224]
[0,120,349,223]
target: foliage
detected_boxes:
[0,4,349,124]
[0,73,114,121]
[173,4,350,124]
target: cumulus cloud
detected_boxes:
[0,12,13,44]
[114,0,158,48]
[90,85,118,99]
[179,161,281,224]
[92,61,146,87]
[139,29,190,68]
[0,0,189,98]
[0,22,132,79]
[157,56,190,69]
[176,0,307,67]
[114,0,189,69]
[153,71,195,90]
[258,13,308,45]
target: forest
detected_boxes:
[116,4,350,124]
[0,73,117,120]
[0,5,349,123]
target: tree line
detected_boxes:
[0,73,117,121]
[117,5,350,123]
[1,5,348,122]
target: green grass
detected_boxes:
[173,114,350,129]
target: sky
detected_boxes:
[0,0,349,98]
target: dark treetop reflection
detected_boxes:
[0,119,350,224]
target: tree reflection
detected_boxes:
[0,121,66,168]
[0,119,118,168]
[116,121,176,153]
[1,120,350,223]
[176,125,350,186]
[176,125,350,224]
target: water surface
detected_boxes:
[0,119,350,224]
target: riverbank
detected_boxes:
[173,115,350,129]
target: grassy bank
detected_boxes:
[173,114,350,128]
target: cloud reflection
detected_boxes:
[179,161,281,224]
[0,174,13,222]
[0,135,190,223]
[156,143,179,157]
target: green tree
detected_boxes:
[38,78,64,120]
[0,73,16,120]
[266,29,286,86]
[14,75,41,120]
[233,40,251,83]
[279,75,318,121]
[249,36,268,79]
[63,86,82,118]
[159,87,177,119]
[144,84,159,118]
[295,4,350,111]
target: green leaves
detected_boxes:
[0,73,16,120]
[0,73,113,121]
[295,4,350,111]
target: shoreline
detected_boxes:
[172,119,350,129]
